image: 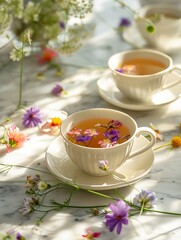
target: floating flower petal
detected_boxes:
[76,135,92,143]
[104,129,120,142]
[98,139,117,148]
[84,128,99,137]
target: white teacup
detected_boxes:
[135,4,181,52]
[139,0,181,8]
[108,49,181,102]
[60,108,156,176]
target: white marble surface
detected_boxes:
[0,1,181,239]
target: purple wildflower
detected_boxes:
[19,197,39,216]
[51,84,63,96]
[60,21,65,29]
[76,135,92,143]
[22,107,44,128]
[118,17,131,28]
[98,160,109,171]
[16,232,25,240]
[115,68,124,73]
[105,199,130,235]
[133,190,157,208]
[107,120,122,129]
[104,129,120,142]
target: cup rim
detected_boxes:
[108,48,173,78]
[60,108,137,150]
[137,4,181,18]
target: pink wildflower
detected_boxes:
[84,129,99,137]
[6,125,28,152]
[67,128,82,136]
[98,139,117,148]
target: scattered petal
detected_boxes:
[51,84,64,96]
[82,228,101,239]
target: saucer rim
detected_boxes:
[97,70,181,111]
[45,135,154,190]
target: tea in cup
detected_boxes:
[135,4,181,52]
[108,49,181,102]
[60,108,156,176]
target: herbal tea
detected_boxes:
[117,58,166,75]
[67,118,130,148]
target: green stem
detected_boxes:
[0,163,51,175]
[142,208,181,216]
[139,202,145,215]
[49,202,108,209]
[17,35,25,110]
[154,142,171,151]
[86,189,116,200]
[115,0,137,15]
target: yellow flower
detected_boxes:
[171,136,181,148]
[51,117,62,126]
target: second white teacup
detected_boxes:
[135,4,181,52]
[108,49,181,102]
[60,108,156,176]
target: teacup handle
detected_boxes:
[163,65,181,90]
[128,127,156,159]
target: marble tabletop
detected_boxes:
[0,0,181,239]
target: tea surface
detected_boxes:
[67,118,130,148]
[117,58,166,75]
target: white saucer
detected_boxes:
[97,70,181,111]
[122,24,181,54]
[45,135,154,190]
